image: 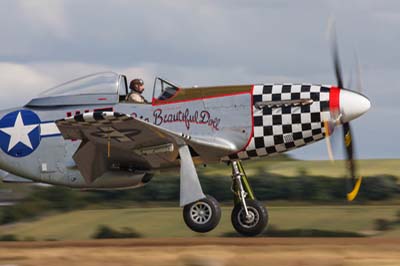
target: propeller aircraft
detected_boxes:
[0,35,370,236]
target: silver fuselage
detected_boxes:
[0,84,371,189]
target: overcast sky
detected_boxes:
[0,0,398,160]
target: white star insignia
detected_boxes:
[0,112,38,152]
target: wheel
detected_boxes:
[231,200,268,236]
[183,195,221,233]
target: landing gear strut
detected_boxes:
[230,160,268,236]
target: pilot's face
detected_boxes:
[134,84,144,93]
[137,84,145,93]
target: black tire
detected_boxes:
[231,200,268,237]
[183,195,221,233]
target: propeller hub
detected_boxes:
[330,87,371,124]
[339,89,371,123]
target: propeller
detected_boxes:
[325,23,363,202]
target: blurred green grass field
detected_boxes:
[200,159,400,179]
[2,205,400,240]
[0,158,399,241]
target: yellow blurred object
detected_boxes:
[347,176,362,201]
[345,131,352,147]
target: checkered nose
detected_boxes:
[339,89,371,123]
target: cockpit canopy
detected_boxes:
[26,72,127,107]
[25,71,181,107]
[40,72,120,97]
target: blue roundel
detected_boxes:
[0,110,41,157]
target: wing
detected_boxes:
[56,111,235,184]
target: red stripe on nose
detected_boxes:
[329,86,340,112]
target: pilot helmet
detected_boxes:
[130,79,144,90]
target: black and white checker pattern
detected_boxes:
[229,84,331,160]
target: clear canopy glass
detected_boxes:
[39,72,120,97]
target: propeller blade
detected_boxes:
[330,24,344,89]
[342,122,362,201]
[343,123,354,175]
[347,176,363,201]
[324,121,335,162]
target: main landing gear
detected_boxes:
[182,160,268,236]
[230,160,268,236]
[183,195,221,233]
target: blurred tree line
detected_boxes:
[0,173,398,225]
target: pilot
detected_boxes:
[126,78,148,103]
